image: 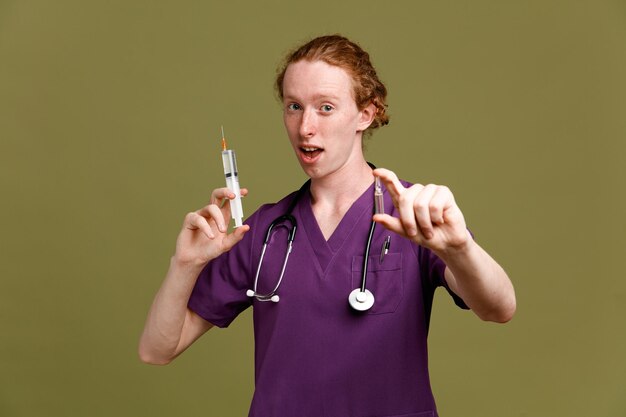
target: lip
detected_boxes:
[297,145,324,165]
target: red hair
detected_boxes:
[276,35,389,133]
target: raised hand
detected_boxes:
[373,168,470,254]
[174,187,250,266]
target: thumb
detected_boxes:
[373,214,405,236]
[221,224,250,251]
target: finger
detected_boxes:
[221,189,247,220]
[373,168,406,206]
[413,184,438,239]
[373,214,429,245]
[206,204,227,233]
[184,212,215,239]
[196,204,227,233]
[429,186,453,225]
[397,183,424,237]
[373,214,407,237]
[221,224,250,251]
[211,187,249,201]
[210,187,235,205]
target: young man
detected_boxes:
[139,35,516,417]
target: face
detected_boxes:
[281,60,375,180]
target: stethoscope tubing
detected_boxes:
[247,165,380,310]
[360,219,376,293]
[250,214,297,302]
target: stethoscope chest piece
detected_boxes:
[348,288,375,311]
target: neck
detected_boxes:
[309,159,374,208]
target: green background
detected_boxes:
[1,1,625,416]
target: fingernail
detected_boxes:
[425,231,433,239]
[409,228,417,236]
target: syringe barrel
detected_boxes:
[221,149,244,227]
[374,177,384,215]
[374,192,384,215]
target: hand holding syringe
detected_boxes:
[220,127,244,228]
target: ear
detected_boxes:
[356,102,377,132]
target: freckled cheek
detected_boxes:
[282,113,291,128]
[327,116,352,135]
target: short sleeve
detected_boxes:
[419,245,469,310]
[187,211,262,328]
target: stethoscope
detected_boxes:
[246,164,382,311]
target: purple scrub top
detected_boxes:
[188,181,468,417]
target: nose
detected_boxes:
[299,108,316,138]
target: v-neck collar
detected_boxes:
[297,182,375,274]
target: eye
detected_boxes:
[320,104,334,113]
[286,103,301,111]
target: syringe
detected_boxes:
[374,176,384,215]
[220,127,244,228]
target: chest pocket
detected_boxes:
[351,252,403,315]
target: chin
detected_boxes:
[296,163,323,180]
[300,166,320,179]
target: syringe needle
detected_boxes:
[221,125,227,150]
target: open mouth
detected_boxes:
[300,146,323,160]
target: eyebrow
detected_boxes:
[282,92,341,102]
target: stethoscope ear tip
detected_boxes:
[247,289,279,302]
